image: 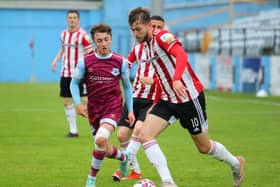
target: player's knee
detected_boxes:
[117,127,132,142]
[133,122,143,135]
[95,137,107,150]
[117,132,129,143]
[138,132,152,144]
[94,127,110,151]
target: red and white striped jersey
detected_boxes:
[145,29,203,103]
[128,43,157,100]
[60,27,92,77]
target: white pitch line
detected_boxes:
[207,95,280,107]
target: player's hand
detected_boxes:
[76,104,88,118]
[126,112,135,127]
[140,77,154,85]
[51,61,58,72]
[172,80,188,99]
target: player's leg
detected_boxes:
[89,124,113,179]
[191,131,244,187]
[139,101,177,186]
[124,120,143,180]
[60,77,78,137]
[125,98,154,180]
[63,97,78,137]
[86,124,113,187]
[111,125,132,181]
[112,104,133,181]
[181,92,244,187]
[87,122,129,186]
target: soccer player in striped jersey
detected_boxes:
[112,15,172,182]
[70,23,135,187]
[128,7,245,187]
[51,10,93,138]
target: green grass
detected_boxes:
[0,83,280,187]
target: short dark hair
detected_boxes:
[67,9,80,18]
[128,7,150,26]
[151,15,165,22]
[90,23,112,40]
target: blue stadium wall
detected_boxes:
[0,0,150,82]
[0,0,278,95]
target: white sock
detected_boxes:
[127,135,141,155]
[64,104,78,134]
[208,140,239,168]
[127,135,141,173]
[143,140,174,183]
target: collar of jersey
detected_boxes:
[95,52,113,59]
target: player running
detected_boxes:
[112,15,176,182]
[70,23,135,187]
[127,7,245,187]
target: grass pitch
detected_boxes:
[0,83,279,187]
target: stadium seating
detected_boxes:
[206,8,280,56]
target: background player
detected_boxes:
[70,23,135,187]
[128,7,245,187]
[51,9,93,137]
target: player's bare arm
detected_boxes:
[127,111,135,127]
[51,48,64,72]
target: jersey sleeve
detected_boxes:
[121,57,133,112]
[127,46,136,68]
[82,33,93,52]
[60,31,65,47]
[155,30,180,53]
[70,59,86,106]
[72,59,85,80]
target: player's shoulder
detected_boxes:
[154,29,177,45]
[78,27,90,37]
[112,52,124,60]
[77,27,87,33]
[152,29,168,37]
[112,52,126,66]
[84,50,95,59]
[60,29,68,36]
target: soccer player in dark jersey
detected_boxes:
[70,23,135,187]
[128,7,245,187]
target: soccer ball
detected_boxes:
[133,179,157,187]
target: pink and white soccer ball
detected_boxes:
[133,179,157,187]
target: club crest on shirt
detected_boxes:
[160,33,175,44]
[111,68,120,76]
